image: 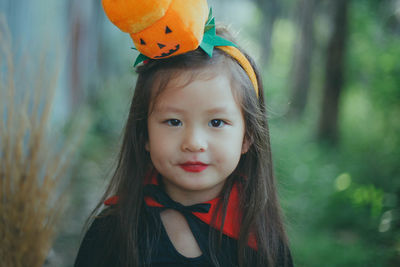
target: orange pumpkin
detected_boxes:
[102,0,209,59]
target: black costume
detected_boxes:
[74,175,293,266]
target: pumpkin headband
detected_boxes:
[102,0,259,97]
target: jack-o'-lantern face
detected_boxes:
[103,0,208,59]
[130,6,200,59]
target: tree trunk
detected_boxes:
[288,0,317,118]
[67,0,103,109]
[256,0,279,67]
[317,0,349,143]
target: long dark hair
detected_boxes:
[85,26,291,266]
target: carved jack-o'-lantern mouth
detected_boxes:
[154,44,180,58]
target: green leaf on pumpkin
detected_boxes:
[134,53,150,67]
[199,10,237,58]
[205,8,213,27]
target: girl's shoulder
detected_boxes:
[84,207,118,239]
[74,208,120,267]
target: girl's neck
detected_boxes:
[162,179,226,206]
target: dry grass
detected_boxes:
[0,16,79,267]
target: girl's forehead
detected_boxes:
[150,71,244,116]
[151,67,226,99]
[160,69,228,95]
[166,67,223,89]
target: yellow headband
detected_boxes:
[217,46,259,97]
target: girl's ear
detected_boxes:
[145,142,150,151]
[241,136,251,154]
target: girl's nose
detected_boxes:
[181,128,207,152]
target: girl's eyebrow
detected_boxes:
[205,107,231,114]
[155,106,231,114]
[154,106,185,113]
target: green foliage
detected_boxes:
[266,1,400,266]
[270,117,396,266]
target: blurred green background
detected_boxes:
[2,0,400,266]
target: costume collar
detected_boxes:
[104,172,257,250]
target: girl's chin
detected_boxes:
[163,178,226,195]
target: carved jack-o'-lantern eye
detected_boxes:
[165,26,172,34]
[140,38,146,45]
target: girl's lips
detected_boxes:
[179,161,209,172]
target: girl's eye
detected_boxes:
[165,119,182,127]
[208,119,225,128]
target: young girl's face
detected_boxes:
[146,70,250,205]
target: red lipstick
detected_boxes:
[179,161,208,172]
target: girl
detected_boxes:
[74,2,293,266]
